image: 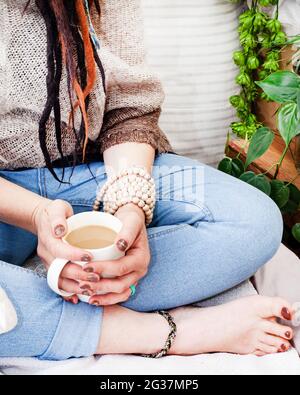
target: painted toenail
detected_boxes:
[281,344,287,351]
[281,308,292,321]
[285,331,292,339]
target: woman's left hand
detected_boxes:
[81,204,151,306]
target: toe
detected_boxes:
[260,297,293,321]
[258,342,281,355]
[263,321,293,340]
[261,335,291,353]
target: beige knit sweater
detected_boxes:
[0,0,172,169]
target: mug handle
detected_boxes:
[47,258,74,298]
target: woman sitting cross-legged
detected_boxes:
[0,0,294,360]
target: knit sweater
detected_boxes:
[0,0,172,169]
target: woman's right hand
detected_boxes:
[33,199,98,303]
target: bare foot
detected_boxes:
[169,296,294,356]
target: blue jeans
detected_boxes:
[0,154,283,360]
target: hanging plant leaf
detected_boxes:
[292,223,300,243]
[282,184,300,214]
[240,171,257,183]
[297,89,300,115]
[218,157,245,178]
[218,157,233,175]
[245,127,274,169]
[278,102,300,147]
[240,172,271,196]
[231,158,245,178]
[287,183,300,205]
[256,71,300,103]
[281,200,298,214]
[270,180,290,208]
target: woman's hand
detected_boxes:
[81,203,151,306]
[33,199,98,303]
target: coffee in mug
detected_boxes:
[65,225,118,249]
[47,212,124,303]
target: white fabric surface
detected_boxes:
[1,350,300,376]
[141,0,241,166]
[277,0,300,36]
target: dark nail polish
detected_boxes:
[285,331,292,339]
[281,344,287,351]
[282,307,292,321]
[82,290,92,297]
[66,297,76,304]
[87,274,100,283]
[80,284,92,291]
[83,266,94,273]
[54,225,65,237]
[117,239,128,252]
[81,254,92,263]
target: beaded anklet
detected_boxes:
[141,311,177,358]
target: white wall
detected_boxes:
[141,0,241,166]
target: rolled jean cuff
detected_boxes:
[39,300,103,361]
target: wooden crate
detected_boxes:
[228,137,300,188]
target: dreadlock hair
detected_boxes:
[25,0,106,182]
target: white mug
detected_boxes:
[47,211,124,303]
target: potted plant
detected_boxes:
[220,0,300,252]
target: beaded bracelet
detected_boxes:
[141,311,177,358]
[93,166,156,226]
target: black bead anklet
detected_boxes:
[141,311,177,358]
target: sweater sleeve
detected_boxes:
[94,0,173,154]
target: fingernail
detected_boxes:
[92,301,100,307]
[81,254,92,263]
[282,307,292,321]
[83,265,94,273]
[66,296,77,304]
[285,331,292,339]
[87,274,100,283]
[80,284,92,291]
[116,239,128,252]
[281,344,287,352]
[82,290,93,297]
[54,224,65,237]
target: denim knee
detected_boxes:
[243,190,283,270]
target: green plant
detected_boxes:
[229,0,287,140]
[219,70,300,243]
